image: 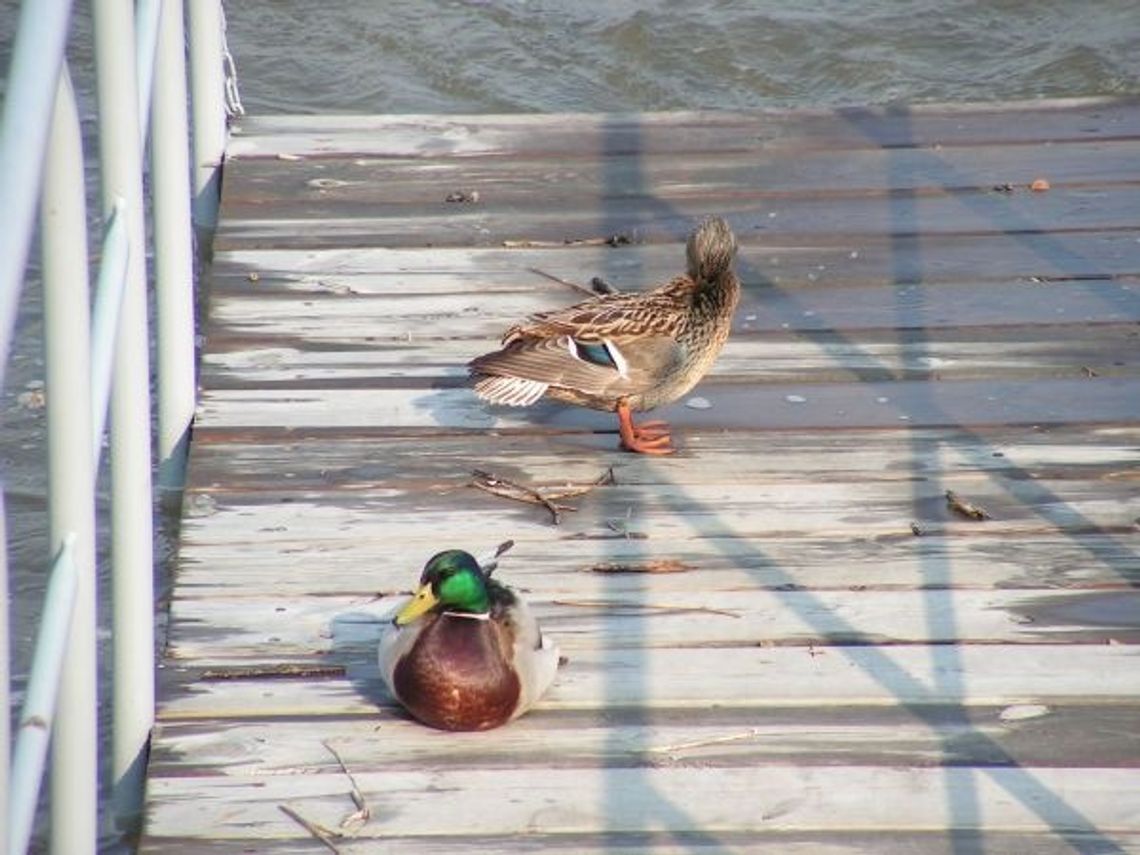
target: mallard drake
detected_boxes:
[468,215,740,454]
[378,548,560,731]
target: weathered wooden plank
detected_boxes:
[202,280,1140,345]
[225,99,1140,160]
[190,377,1140,433]
[221,140,1140,214]
[212,230,1140,286]
[183,426,1140,489]
[140,764,1140,841]
[162,588,1140,664]
[136,831,1140,855]
[177,476,1140,549]
[172,532,1140,597]
[213,185,1140,251]
[146,704,1140,776]
[155,645,1140,720]
[199,330,1140,389]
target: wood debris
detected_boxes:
[471,467,615,525]
[200,663,345,681]
[945,489,991,520]
[589,559,692,574]
[503,232,633,248]
[323,740,371,834]
[528,267,599,298]
[279,805,342,853]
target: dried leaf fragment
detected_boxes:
[945,489,991,520]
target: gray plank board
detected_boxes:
[211,230,1140,286]
[146,705,1140,775]
[203,279,1140,340]
[190,377,1140,433]
[225,98,1140,159]
[142,100,1140,853]
[155,645,1140,719]
[220,139,1140,210]
[213,186,1140,250]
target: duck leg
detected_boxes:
[616,400,674,455]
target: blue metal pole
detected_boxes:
[92,0,156,829]
[41,65,99,855]
[0,0,74,387]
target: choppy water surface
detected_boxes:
[225,0,1140,114]
[1,0,1139,849]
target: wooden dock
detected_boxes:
[140,99,1140,853]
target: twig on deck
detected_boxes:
[323,740,371,833]
[200,663,346,681]
[471,470,574,524]
[528,267,600,298]
[504,233,633,249]
[647,728,762,756]
[470,467,615,525]
[279,805,342,853]
[552,598,742,619]
[945,489,991,520]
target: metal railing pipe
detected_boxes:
[153,0,198,494]
[89,203,130,466]
[188,0,228,230]
[1,491,9,854]
[41,66,99,855]
[8,536,79,855]
[135,0,163,139]
[91,0,156,827]
[0,0,74,386]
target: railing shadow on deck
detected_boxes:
[329,105,1137,852]
[625,103,1136,854]
[552,107,1134,852]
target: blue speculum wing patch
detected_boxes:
[572,339,618,370]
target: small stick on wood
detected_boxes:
[528,267,599,298]
[945,490,991,521]
[470,468,615,525]
[540,466,616,501]
[505,233,633,249]
[279,805,342,854]
[322,740,371,832]
[551,598,742,619]
[647,728,762,755]
[471,470,574,524]
[200,664,346,681]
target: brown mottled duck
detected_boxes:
[468,215,740,454]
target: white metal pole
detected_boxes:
[1,489,9,855]
[187,0,227,230]
[92,0,156,829]
[8,537,79,855]
[42,66,99,855]
[0,0,73,386]
[153,0,197,495]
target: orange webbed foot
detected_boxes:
[616,403,676,455]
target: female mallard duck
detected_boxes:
[468,215,740,454]
[378,549,560,731]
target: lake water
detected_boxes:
[1,0,1139,849]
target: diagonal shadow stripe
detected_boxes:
[582,104,1138,852]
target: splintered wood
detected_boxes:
[141,100,1140,854]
